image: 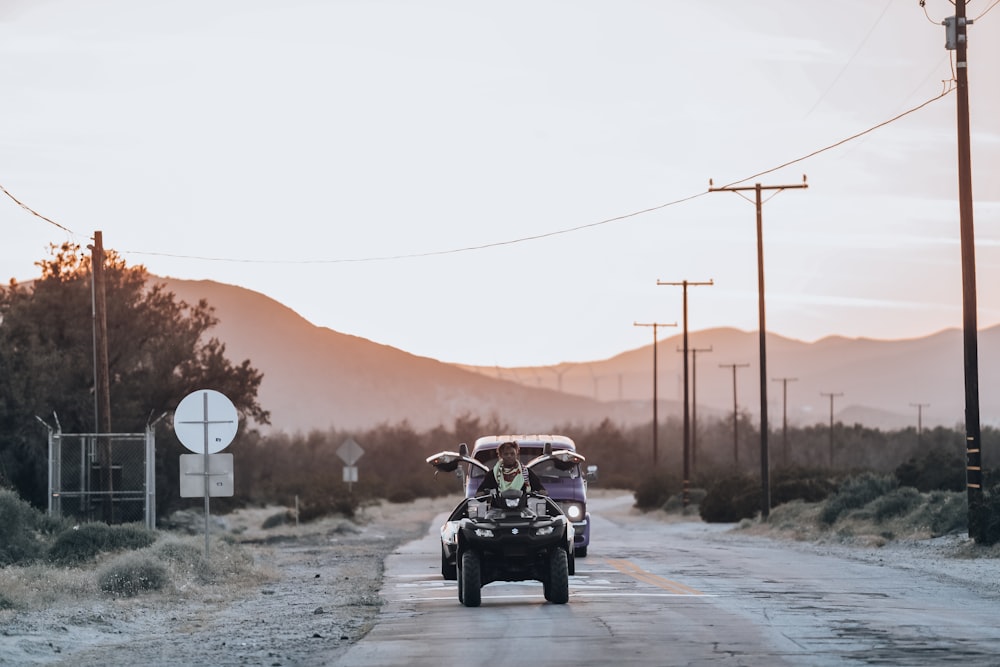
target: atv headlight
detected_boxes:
[561,502,584,521]
[474,527,495,538]
[535,525,555,536]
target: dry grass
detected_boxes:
[0,531,268,614]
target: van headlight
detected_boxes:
[561,502,584,520]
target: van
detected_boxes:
[463,434,596,557]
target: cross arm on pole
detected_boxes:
[708,176,808,203]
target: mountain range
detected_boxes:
[160,277,1000,435]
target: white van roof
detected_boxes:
[471,435,576,453]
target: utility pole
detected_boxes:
[88,231,113,523]
[720,363,749,470]
[656,280,712,507]
[680,346,712,473]
[709,177,807,518]
[821,392,843,468]
[546,364,571,393]
[910,402,930,445]
[587,365,602,401]
[773,377,798,468]
[943,0,983,537]
[634,321,677,465]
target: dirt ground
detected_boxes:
[0,495,457,667]
[1,490,997,666]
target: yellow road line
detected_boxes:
[606,559,704,596]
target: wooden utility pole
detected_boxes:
[657,280,712,507]
[946,0,983,536]
[910,402,930,445]
[720,363,749,469]
[89,231,113,522]
[821,392,843,469]
[681,346,713,473]
[633,321,677,465]
[773,377,798,467]
[709,178,806,518]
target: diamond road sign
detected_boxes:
[337,438,364,466]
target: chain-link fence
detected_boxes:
[45,426,156,529]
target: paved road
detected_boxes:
[340,494,1000,666]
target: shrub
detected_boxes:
[386,488,417,504]
[699,473,760,523]
[633,470,679,511]
[895,448,965,492]
[819,473,897,525]
[871,487,922,522]
[925,491,967,537]
[48,522,157,565]
[295,494,357,523]
[97,552,169,597]
[661,487,706,514]
[261,511,293,529]
[770,468,838,506]
[0,489,48,565]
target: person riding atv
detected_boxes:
[426,443,582,606]
[474,440,547,497]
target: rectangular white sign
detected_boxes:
[180,454,235,497]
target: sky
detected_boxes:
[2,0,999,368]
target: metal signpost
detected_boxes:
[337,437,364,493]
[174,389,238,557]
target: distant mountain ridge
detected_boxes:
[159,276,1000,434]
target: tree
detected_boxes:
[0,243,269,511]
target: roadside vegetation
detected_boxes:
[2,244,999,588]
[0,488,262,611]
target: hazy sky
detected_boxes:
[3,1,999,367]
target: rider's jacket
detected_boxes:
[475,463,546,495]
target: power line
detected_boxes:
[715,87,953,190]
[1,183,75,234]
[804,0,896,118]
[3,90,955,265]
[972,0,1000,20]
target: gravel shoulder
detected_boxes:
[2,490,997,666]
[0,495,457,667]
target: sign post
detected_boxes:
[174,389,238,557]
[337,438,364,493]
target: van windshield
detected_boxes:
[469,450,579,481]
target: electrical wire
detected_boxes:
[1,183,75,234]
[804,0,896,118]
[972,0,1000,20]
[920,0,948,23]
[2,88,958,265]
[686,86,954,191]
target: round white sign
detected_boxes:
[174,389,239,454]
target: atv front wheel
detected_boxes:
[460,551,482,607]
[547,549,569,604]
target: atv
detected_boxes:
[426,445,581,606]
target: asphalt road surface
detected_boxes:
[340,494,1000,667]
